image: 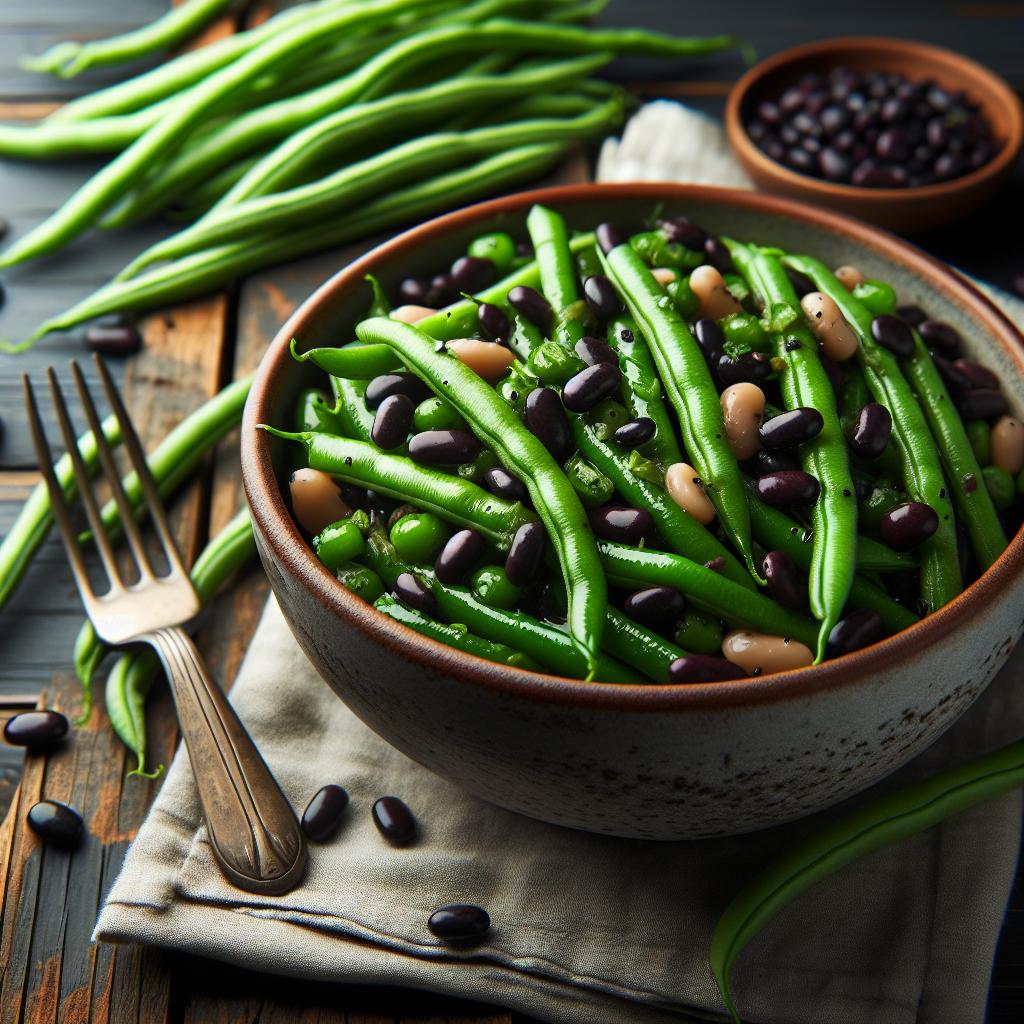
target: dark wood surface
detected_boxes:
[0,2,1022,1022]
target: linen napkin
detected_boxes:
[97,103,1024,1024]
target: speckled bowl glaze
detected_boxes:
[242,183,1024,839]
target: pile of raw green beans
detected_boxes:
[272,204,1022,683]
[1,0,742,351]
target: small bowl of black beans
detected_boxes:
[726,36,1023,234]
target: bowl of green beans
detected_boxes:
[241,182,1024,839]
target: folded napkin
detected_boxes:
[97,103,1024,1023]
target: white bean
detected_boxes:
[834,264,865,290]
[720,383,766,460]
[289,468,350,535]
[665,462,716,525]
[801,291,859,361]
[991,415,1024,475]
[690,265,743,320]
[651,267,678,286]
[390,304,437,324]
[447,338,515,383]
[722,630,814,674]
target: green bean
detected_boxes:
[103,508,256,778]
[526,204,588,347]
[0,414,121,613]
[674,611,722,656]
[24,0,233,78]
[710,737,1024,1023]
[564,452,615,507]
[118,98,622,278]
[571,415,754,589]
[293,340,401,380]
[0,0,444,268]
[602,607,686,682]
[265,428,537,551]
[730,242,856,661]
[356,315,607,676]
[966,420,991,467]
[601,242,761,583]
[597,542,818,648]
[13,143,567,349]
[786,255,961,614]
[606,316,684,471]
[329,377,375,442]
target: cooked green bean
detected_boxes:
[602,607,687,682]
[526,204,588,347]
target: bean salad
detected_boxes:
[269,205,1023,684]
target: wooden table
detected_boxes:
[1,2,1022,1022]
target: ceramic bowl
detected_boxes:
[242,183,1024,839]
[725,37,1024,234]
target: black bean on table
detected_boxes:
[525,387,573,462]
[450,255,496,293]
[613,417,656,449]
[957,388,1008,421]
[301,784,349,842]
[694,318,725,363]
[717,351,772,387]
[372,795,417,846]
[596,222,628,255]
[482,466,530,505]
[3,710,69,749]
[849,402,892,459]
[507,285,552,333]
[562,362,621,413]
[879,501,940,551]
[623,585,686,633]
[428,903,491,943]
[85,321,143,357]
[917,319,960,355]
[755,470,821,507]
[27,799,84,850]
[505,521,546,586]
[436,529,485,585]
[759,407,824,448]
[371,393,413,450]
[365,371,431,410]
[668,655,745,684]
[477,302,509,342]
[408,429,481,465]
[574,334,617,366]
[826,608,886,659]
[587,506,652,545]
[583,275,622,320]
[762,550,806,610]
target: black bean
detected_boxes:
[779,85,808,114]
[596,222,628,255]
[786,147,816,174]
[832,129,857,153]
[478,302,509,342]
[574,335,617,366]
[917,319,960,355]
[705,556,727,574]
[819,104,850,135]
[762,551,806,610]
[851,161,906,188]
[85,321,142,357]
[760,136,785,162]
[818,146,852,182]
[395,572,436,615]
[582,274,621,321]
[659,217,707,252]
[428,904,490,943]
[668,655,745,684]
[755,470,820,506]
[756,100,783,125]
[879,502,939,551]
[450,255,496,293]
[371,394,413,450]
[562,362,621,413]
[849,403,892,459]
[791,110,822,138]
[759,407,824,447]
[747,447,800,476]
[587,506,652,545]
[874,126,911,162]
[717,352,772,387]
[525,387,573,462]
[704,236,733,274]
[826,609,885,658]
[365,372,430,410]
[951,358,999,391]
[694,318,725,363]
[613,417,656,449]
[301,784,349,842]
[482,466,530,505]
[27,800,83,850]
[819,354,845,398]
[399,277,432,305]
[372,795,417,846]
[408,429,480,466]
[785,266,816,298]
[435,529,485,585]
[623,585,685,632]
[957,388,1008,420]
[3,710,68,749]
[881,96,910,123]
[747,119,770,142]
[507,285,552,333]
[505,521,546,586]
[870,314,915,357]
[897,304,927,326]
[428,273,457,306]
[804,89,829,116]
[934,151,965,180]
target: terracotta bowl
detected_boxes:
[725,37,1024,234]
[242,183,1024,839]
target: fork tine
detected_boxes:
[46,367,127,592]
[70,360,156,581]
[93,355,189,580]
[22,375,101,611]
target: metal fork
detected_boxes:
[24,357,306,895]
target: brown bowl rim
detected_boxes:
[725,35,1024,203]
[242,181,1024,714]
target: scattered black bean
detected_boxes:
[482,466,530,505]
[27,799,83,850]
[897,304,927,326]
[717,351,772,386]
[659,216,707,252]
[450,255,496,293]
[785,266,816,297]
[395,572,436,616]
[587,506,652,545]
[755,470,821,506]
[747,447,801,476]
[613,417,656,449]
[762,550,806,610]
[372,795,417,846]
[435,529,485,585]
[879,501,939,551]
[694,318,725,364]
[870,314,915,357]
[85,321,142,357]
[428,904,491,943]
[957,388,1008,420]
[668,655,745,683]
[624,585,685,633]
[371,394,413,450]
[525,387,573,462]
[365,372,431,410]
[826,609,885,658]
[505,521,546,587]
[849,402,892,459]
[507,285,552,333]
[3,710,68,749]
[574,335,617,367]
[759,407,824,447]
[408,429,481,465]
[562,362,621,413]
[399,277,432,305]
[478,302,509,342]
[951,358,999,391]
[301,784,349,842]
[428,273,457,306]
[917,319,960,355]
[704,237,733,274]
[596,222,628,255]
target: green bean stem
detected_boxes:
[786,255,961,614]
[601,242,761,583]
[730,242,857,661]
[356,316,607,676]
[710,738,1024,1023]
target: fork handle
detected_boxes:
[148,626,306,895]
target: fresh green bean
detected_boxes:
[710,737,1024,1023]
[356,316,607,675]
[526,204,588,347]
[293,340,401,380]
[601,242,761,583]
[602,607,686,682]
[329,377,375,442]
